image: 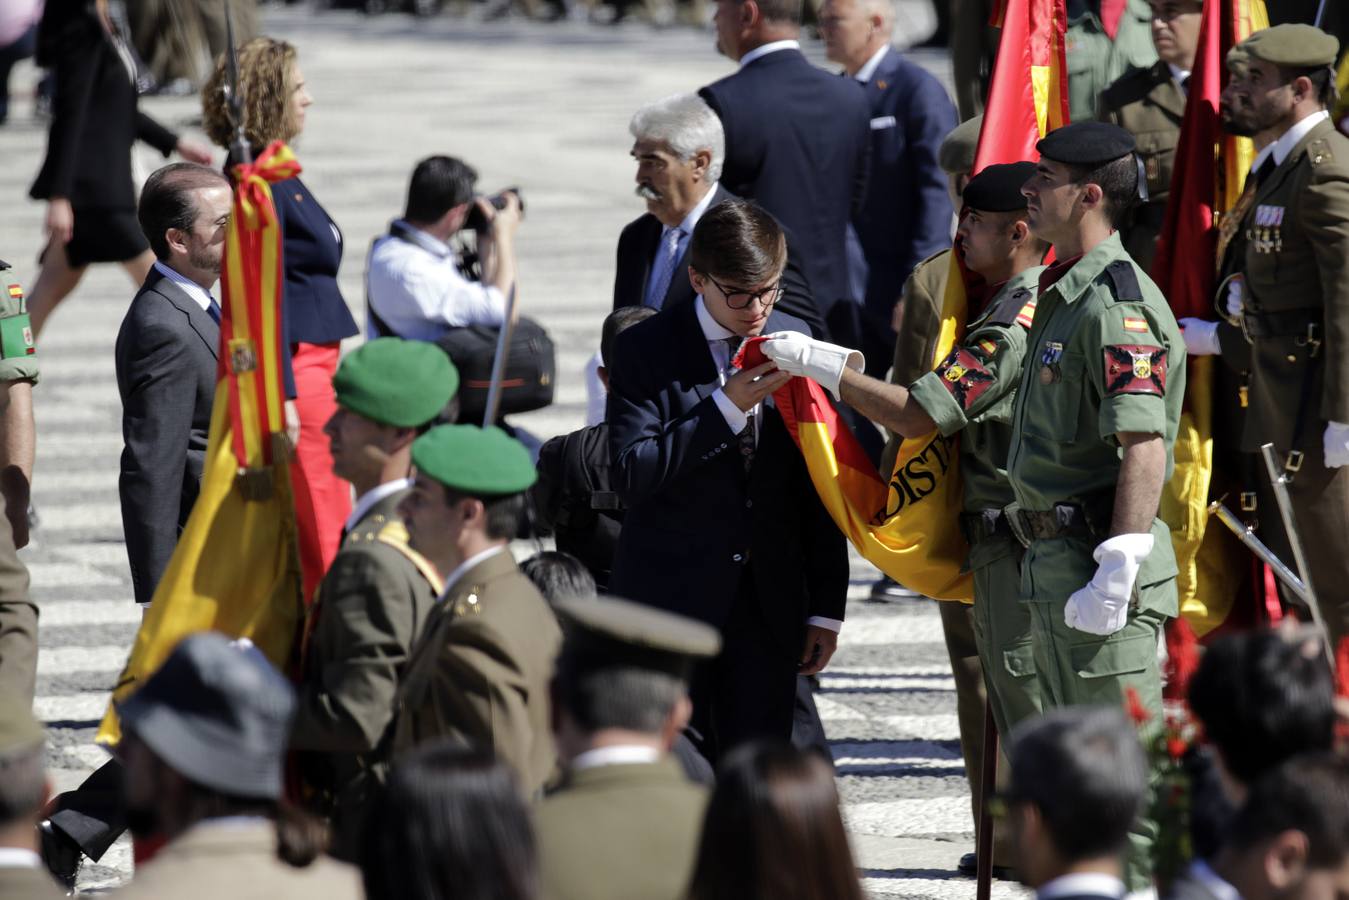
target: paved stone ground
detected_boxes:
[1,7,1029,898]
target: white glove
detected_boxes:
[1224,276,1245,318]
[1325,421,1349,468]
[1178,318,1221,357]
[761,331,864,400]
[1063,533,1155,636]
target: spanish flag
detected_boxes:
[760,0,1069,601]
[98,142,305,745]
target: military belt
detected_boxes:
[958,510,1013,545]
[1004,503,1110,548]
[1240,308,1322,339]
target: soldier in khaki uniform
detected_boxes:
[1012,121,1186,889]
[0,260,37,706]
[1099,0,1202,272]
[394,425,561,795]
[536,596,720,900]
[1180,25,1349,653]
[0,695,65,900]
[1065,0,1159,123]
[290,338,457,860]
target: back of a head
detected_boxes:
[1007,706,1147,864]
[138,163,231,261]
[600,306,657,369]
[688,742,864,900]
[1188,630,1335,787]
[405,155,479,225]
[362,742,539,900]
[1224,753,1349,870]
[201,37,298,150]
[747,0,802,26]
[520,551,596,607]
[688,199,786,286]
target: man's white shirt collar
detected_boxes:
[695,295,737,342]
[1273,109,1330,166]
[672,182,722,237]
[854,44,891,83]
[1186,861,1242,900]
[572,745,662,771]
[344,477,411,534]
[1168,63,1190,93]
[1038,873,1127,900]
[438,545,509,600]
[739,39,799,68]
[390,219,452,259]
[0,848,41,869]
[153,261,215,313]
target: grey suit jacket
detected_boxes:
[115,266,218,605]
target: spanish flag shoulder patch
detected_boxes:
[977,338,999,357]
[6,285,21,300]
[1015,298,1036,329]
[1123,315,1149,333]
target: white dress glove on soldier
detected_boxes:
[1225,277,1245,318]
[1178,318,1221,357]
[761,331,864,400]
[1063,533,1155,636]
[1325,421,1349,468]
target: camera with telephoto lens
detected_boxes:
[463,188,524,232]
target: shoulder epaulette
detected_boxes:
[984,286,1036,328]
[1100,64,1159,112]
[1308,137,1335,167]
[375,520,445,595]
[1104,260,1144,303]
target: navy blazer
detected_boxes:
[700,48,871,321]
[272,176,359,347]
[848,48,957,326]
[606,300,848,653]
[612,184,828,337]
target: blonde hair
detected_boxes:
[201,37,300,150]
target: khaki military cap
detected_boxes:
[555,595,721,679]
[940,116,984,176]
[1240,24,1339,69]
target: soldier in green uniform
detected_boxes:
[394,425,562,795]
[1100,0,1202,272]
[289,337,457,860]
[1013,121,1186,888]
[1180,24,1349,654]
[765,161,1047,879]
[536,596,720,900]
[0,260,37,706]
[1065,0,1158,123]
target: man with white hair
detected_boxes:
[612,92,826,337]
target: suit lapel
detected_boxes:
[1153,61,1186,118]
[147,269,219,360]
[674,299,721,402]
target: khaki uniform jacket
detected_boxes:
[290,488,440,856]
[1100,60,1185,272]
[394,549,561,794]
[535,758,708,900]
[0,863,66,900]
[1225,117,1349,452]
[110,820,362,900]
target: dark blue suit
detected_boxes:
[847,48,957,375]
[700,48,871,336]
[606,299,848,757]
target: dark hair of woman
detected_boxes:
[687,741,865,900]
[361,742,540,900]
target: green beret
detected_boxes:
[1240,24,1339,69]
[332,338,458,428]
[940,116,983,176]
[0,692,44,758]
[1037,121,1137,166]
[963,161,1036,212]
[411,424,536,496]
[555,595,721,681]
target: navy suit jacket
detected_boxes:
[606,300,848,653]
[847,48,957,328]
[612,184,827,337]
[700,48,871,321]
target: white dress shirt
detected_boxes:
[0,848,42,869]
[366,220,507,341]
[739,39,799,67]
[1168,63,1191,95]
[1252,108,1332,174]
[853,44,891,83]
[571,744,662,771]
[344,477,411,534]
[1037,873,1127,900]
[152,261,216,313]
[438,544,509,600]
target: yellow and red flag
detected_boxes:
[756,0,1069,600]
[98,142,305,745]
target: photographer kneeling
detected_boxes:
[367,155,521,340]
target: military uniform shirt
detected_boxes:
[0,279,37,384]
[908,266,1043,513]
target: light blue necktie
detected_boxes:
[644,227,685,309]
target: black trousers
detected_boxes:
[48,759,126,862]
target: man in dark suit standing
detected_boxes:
[607,199,849,762]
[699,0,871,345]
[614,92,826,338]
[116,163,229,607]
[820,0,956,378]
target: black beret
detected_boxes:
[1036,122,1137,166]
[963,161,1037,212]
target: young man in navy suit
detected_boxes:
[606,199,848,763]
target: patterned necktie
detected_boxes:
[644,227,685,310]
[722,337,755,473]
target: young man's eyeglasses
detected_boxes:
[703,273,785,310]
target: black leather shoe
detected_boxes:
[38,819,80,892]
[957,851,1017,881]
[867,575,922,603]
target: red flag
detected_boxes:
[976,0,1071,173]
